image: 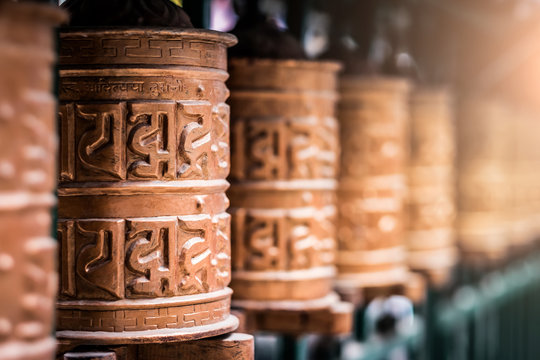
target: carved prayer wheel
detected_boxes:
[228,58,342,308]
[56,28,238,344]
[457,97,511,263]
[407,87,457,285]
[336,77,410,293]
[0,2,65,359]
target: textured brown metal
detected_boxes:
[456,97,511,263]
[336,76,410,293]
[228,58,342,310]
[407,87,457,286]
[56,29,238,344]
[0,2,66,360]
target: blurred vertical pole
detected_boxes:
[286,0,309,43]
[183,0,211,28]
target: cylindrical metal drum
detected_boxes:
[56,29,238,344]
[407,87,457,285]
[228,58,341,308]
[0,2,65,360]
[336,77,410,292]
[457,97,511,262]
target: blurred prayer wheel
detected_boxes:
[509,108,537,250]
[336,77,410,292]
[457,97,512,263]
[0,2,65,359]
[407,87,457,285]
[228,58,341,308]
[56,28,238,344]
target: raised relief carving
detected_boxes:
[243,215,286,271]
[212,103,231,179]
[75,103,127,181]
[127,103,176,179]
[248,120,287,180]
[74,220,125,300]
[59,104,76,182]
[232,116,339,181]
[178,216,213,294]
[214,214,232,288]
[178,101,213,179]
[288,218,318,269]
[125,219,177,298]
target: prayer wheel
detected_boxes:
[0,2,65,359]
[407,87,457,285]
[56,28,238,344]
[457,97,511,263]
[336,77,410,292]
[228,58,342,308]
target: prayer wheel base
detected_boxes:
[57,289,238,345]
[233,294,353,336]
[335,271,426,306]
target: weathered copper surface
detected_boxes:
[336,76,410,292]
[0,2,66,360]
[407,87,457,285]
[228,58,342,308]
[56,29,238,344]
[457,97,511,262]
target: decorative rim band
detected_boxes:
[60,28,238,47]
[58,287,232,310]
[56,315,239,345]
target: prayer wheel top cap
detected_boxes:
[58,28,237,70]
[59,28,237,47]
[228,58,342,91]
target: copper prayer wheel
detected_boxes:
[228,58,342,309]
[407,87,457,285]
[457,96,512,263]
[336,76,410,292]
[0,2,65,359]
[56,28,238,344]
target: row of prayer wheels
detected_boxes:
[457,97,540,265]
[3,1,540,359]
